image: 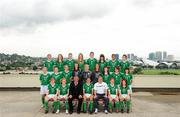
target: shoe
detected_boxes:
[104,110,108,114]
[45,110,48,114]
[95,108,98,114]
[52,109,55,114]
[77,111,81,114]
[127,109,130,113]
[66,110,68,114]
[109,109,112,113]
[116,109,119,113]
[41,105,44,108]
[69,111,73,114]
[56,109,59,114]
[121,109,124,113]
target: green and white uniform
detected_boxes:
[108,84,119,110]
[78,60,85,71]
[44,60,55,73]
[58,84,69,110]
[55,60,65,72]
[39,73,51,94]
[123,73,133,93]
[99,61,107,73]
[86,58,97,71]
[108,60,119,73]
[119,60,130,73]
[119,86,130,110]
[83,83,94,113]
[61,71,72,85]
[65,59,75,71]
[111,72,123,85]
[51,73,62,85]
[102,73,110,85]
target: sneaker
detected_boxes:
[66,110,68,114]
[127,109,130,113]
[45,110,48,114]
[104,110,108,114]
[121,109,124,113]
[41,105,44,108]
[95,108,98,114]
[56,109,59,114]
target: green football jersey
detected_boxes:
[48,83,58,94]
[61,71,72,84]
[120,86,129,94]
[55,60,65,72]
[108,84,118,95]
[120,60,130,73]
[111,72,122,85]
[39,73,51,85]
[108,60,119,73]
[59,84,69,95]
[77,60,85,71]
[123,73,133,85]
[51,73,62,85]
[65,59,75,71]
[83,83,94,94]
[99,61,107,73]
[86,58,97,71]
[44,60,55,72]
[102,73,110,84]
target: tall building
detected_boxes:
[149,52,156,60]
[167,55,174,61]
[155,51,162,61]
[163,51,167,60]
[116,54,119,60]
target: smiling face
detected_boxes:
[42,67,47,73]
[64,65,69,71]
[110,78,114,84]
[47,54,52,60]
[54,67,59,73]
[90,52,94,58]
[98,76,103,83]
[61,78,66,85]
[112,54,116,60]
[86,77,91,84]
[68,53,72,59]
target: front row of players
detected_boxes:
[40,68,132,114]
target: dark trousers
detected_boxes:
[68,96,83,112]
[94,94,109,110]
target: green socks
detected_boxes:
[83,101,87,112]
[41,95,45,105]
[109,102,113,110]
[115,101,120,110]
[65,100,69,110]
[44,101,48,110]
[89,101,93,112]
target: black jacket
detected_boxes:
[69,81,83,97]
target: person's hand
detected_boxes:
[79,95,82,99]
[69,95,72,99]
[94,95,97,99]
[104,95,107,98]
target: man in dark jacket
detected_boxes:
[68,76,83,114]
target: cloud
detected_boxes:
[0,0,114,30]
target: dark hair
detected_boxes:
[115,66,120,71]
[121,78,128,87]
[94,63,100,71]
[99,54,105,63]
[122,54,127,59]
[57,54,63,62]
[73,62,80,71]
[90,52,94,55]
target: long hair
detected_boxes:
[99,54,105,63]
[77,53,84,64]
[121,78,128,87]
[57,54,63,62]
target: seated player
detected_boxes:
[61,65,72,85]
[44,77,59,114]
[39,67,51,108]
[57,78,69,114]
[119,79,131,113]
[83,77,94,114]
[108,78,119,113]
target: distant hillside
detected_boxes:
[0,53,45,71]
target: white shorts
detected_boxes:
[58,95,68,99]
[40,85,48,95]
[120,94,130,100]
[110,94,117,99]
[47,94,56,99]
[85,94,91,98]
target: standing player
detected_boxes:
[83,77,94,114]
[119,54,130,73]
[61,65,72,85]
[39,67,51,108]
[44,54,55,74]
[91,64,101,84]
[77,53,85,71]
[108,54,119,74]
[65,53,75,71]
[55,54,65,73]
[123,68,133,94]
[57,78,69,114]
[98,54,107,73]
[51,66,62,85]
[108,78,119,113]
[86,52,97,72]
[111,67,123,86]
[102,66,110,84]
[44,77,59,114]
[119,79,131,113]
[82,64,92,82]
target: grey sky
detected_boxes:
[0,0,180,59]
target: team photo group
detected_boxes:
[40,52,133,114]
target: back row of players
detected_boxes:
[40,52,133,114]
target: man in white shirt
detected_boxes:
[94,76,109,114]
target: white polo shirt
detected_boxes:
[94,82,108,94]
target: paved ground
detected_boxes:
[0,91,180,117]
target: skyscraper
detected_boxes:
[155,51,162,61]
[149,52,156,60]
[163,51,167,60]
